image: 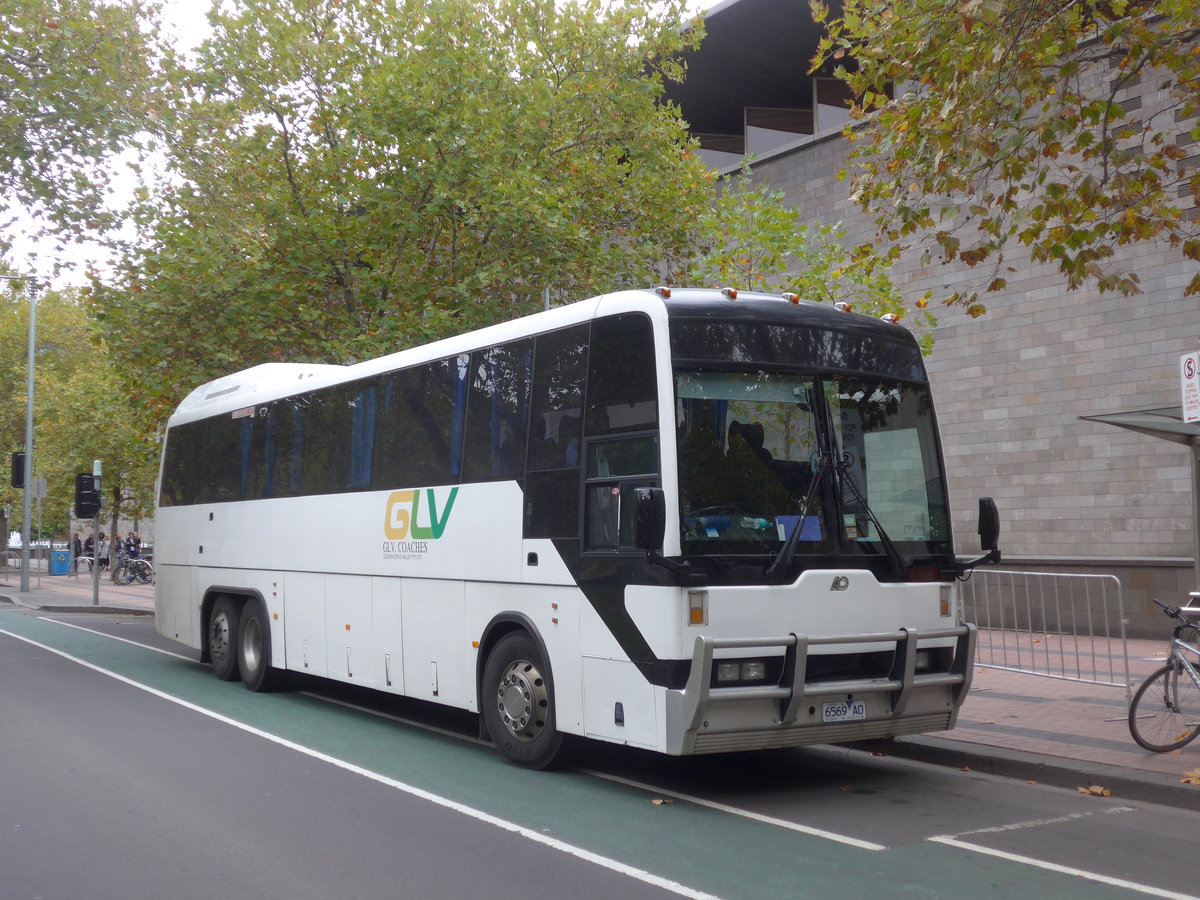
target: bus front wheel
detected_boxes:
[238,596,284,692]
[209,597,240,681]
[482,632,563,769]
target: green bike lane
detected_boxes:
[0,610,1166,900]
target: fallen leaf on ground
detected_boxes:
[980,720,996,725]
[1180,769,1200,785]
[1026,781,1037,785]
[651,798,673,806]
[1077,786,1111,797]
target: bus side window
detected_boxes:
[524,325,588,538]
[462,339,532,483]
[585,314,658,435]
[160,418,207,506]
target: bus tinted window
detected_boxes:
[260,400,302,498]
[528,325,588,471]
[670,320,925,381]
[374,356,467,489]
[298,380,377,495]
[463,340,532,483]
[586,313,658,434]
[202,412,252,503]
[160,419,207,507]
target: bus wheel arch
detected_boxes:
[478,617,563,769]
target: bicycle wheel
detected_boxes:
[113,563,134,585]
[1128,663,1200,752]
[134,561,153,585]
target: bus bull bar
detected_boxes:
[665,624,977,755]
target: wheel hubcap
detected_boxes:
[209,613,230,663]
[496,659,547,742]
[243,616,261,671]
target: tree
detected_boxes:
[813,0,1200,315]
[96,0,711,412]
[0,0,166,256]
[0,279,157,540]
[672,170,936,349]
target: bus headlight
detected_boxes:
[716,659,768,683]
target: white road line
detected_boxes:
[36,616,195,661]
[582,769,888,852]
[929,837,1200,900]
[0,626,723,900]
[946,805,1135,838]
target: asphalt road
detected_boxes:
[1,605,1197,900]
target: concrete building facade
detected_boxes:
[666,0,1199,634]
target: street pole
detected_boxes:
[0,275,37,594]
[92,460,102,606]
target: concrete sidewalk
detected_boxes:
[0,568,154,614]
[3,575,1200,810]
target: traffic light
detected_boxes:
[75,473,100,518]
[10,452,23,489]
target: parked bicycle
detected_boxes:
[1128,597,1200,752]
[111,553,154,585]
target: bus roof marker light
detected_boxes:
[721,287,738,300]
[834,302,853,313]
[655,286,672,299]
[783,292,800,304]
[880,313,901,324]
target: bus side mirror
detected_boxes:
[978,497,1000,552]
[634,488,666,552]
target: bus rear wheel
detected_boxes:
[238,596,284,692]
[482,632,563,769]
[209,597,240,681]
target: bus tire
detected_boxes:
[209,597,240,682]
[238,596,283,692]
[482,631,563,769]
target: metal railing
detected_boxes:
[960,570,1130,697]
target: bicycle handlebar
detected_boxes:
[1154,597,1200,628]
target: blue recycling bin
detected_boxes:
[49,549,70,576]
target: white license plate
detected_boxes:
[822,699,867,723]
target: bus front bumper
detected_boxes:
[663,624,976,756]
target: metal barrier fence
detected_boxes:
[960,570,1130,697]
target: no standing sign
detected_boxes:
[1182,352,1200,423]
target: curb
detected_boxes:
[0,593,153,616]
[859,734,1200,813]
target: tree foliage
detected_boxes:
[0,0,165,252]
[96,0,712,413]
[814,0,1200,314]
[673,171,935,350]
[0,279,157,539]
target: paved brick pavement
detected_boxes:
[3,575,1200,809]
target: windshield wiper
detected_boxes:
[765,453,831,579]
[832,457,907,577]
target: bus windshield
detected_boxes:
[674,369,951,564]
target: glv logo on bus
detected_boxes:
[382,488,458,560]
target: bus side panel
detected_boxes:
[465,581,584,732]
[582,657,659,750]
[576,597,662,750]
[325,574,375,688]
[371,576,405,693]
[155,563,198,649]
[402,578,466,707]
[284,572,328,677]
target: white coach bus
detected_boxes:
[155,287,999,768]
